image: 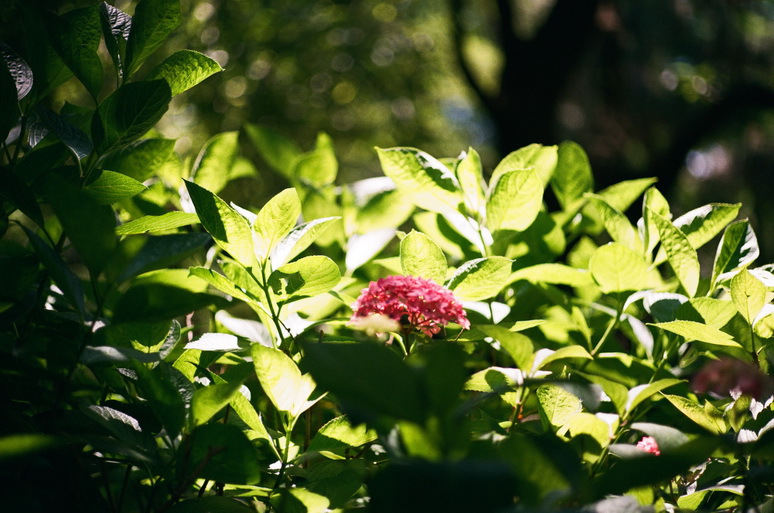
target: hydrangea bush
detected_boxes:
[1,1,774,512]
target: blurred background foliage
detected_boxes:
[3,0,774,257]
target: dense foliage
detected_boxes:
[2,1,774,512]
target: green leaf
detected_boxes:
[36,107,93,161]
[537,384,582,429]
[491,143,557,186]
[244,123,302,176]
[455,147,486,217]
[82,405,154,453]
[653,203,741,265]
[508,263,594,287]
[641,187,671,257]
[269,255,341,301]
[651,210,700,296]
[400,230,447,284]
[0,56,20,143]
[271,217,339,268]
[272,489,330,513]
[476,325,534,370]
[167,497,256,513]
[0,41,33,100]
[113,268,226,322]
[116,211,200,235]
[0,434,61,462]
[307,415,378,459]
[47,5,103,100]
[188,266,258,304]
[101,138,177,182]
[486,168,543,232]
[589,243,658,294]
[596,177,657,213]
[650,320,740,347]
[85,170,146,204]
[133,361,191,438]
[99,2,131,79]
[730,268,766,325]
[146,49,223,96]
[625,379,683,417]
[630,422,690,451]
[22,226,85,316]
[185,180,254,266]
[253,188,301,259]
[551,141,593,210]
[191,131,239,194]
[191,364,251,426]
[376,147,463,217]
[117,233,210,281]
[252,344,318,418]
[293,132,338,187]
[44,174,116,274]
[537,345,593,369]
[587,194,643,253]
[300,340,424,424]
[711,220,760,289]
[125,0,181,77]
[185,423,262,484]
[663,394,727,434]
[446,256,512,301]
[92,80,172,155]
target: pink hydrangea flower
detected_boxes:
[636,436,660,456]
[350,275,470,337]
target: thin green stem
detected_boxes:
[591,298,624,356]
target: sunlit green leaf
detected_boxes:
[653,203,741,265]
[146,49,223,96]
[190,131,239,194]
[508,263,593,287]
[268,255,341,301]
[587,194,643,254]
[663,394,727,434]
[85,170,146,204]
[400,230,447,284]
[651,210,700,296]
[116,211,199,235]
[292,132,338,187]
[253,188,301,259]
[185,180,254,266]
[589,243,658,294]
[730,268,766,325]
[455,147,486,217]
[711,219,759,289]
[650,320,739,347]
[491,143,557,186]
[552,141,593,210]
[271,217,339,269]
[486,168,543,232]
[446,256,512,301]
[252,344,318,418]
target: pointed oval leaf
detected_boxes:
[508,263,593,287]
[486,168,543,232]
[625,379,683,417]
[125,0,181,77]
[44,174,116,274]
[446,256,512,301]
[712,219,760,289]
[254,188,301,259]
[92,80,171,155]
[653,203,741,265]
[99,2,132,78]
[455,147,486,217]
[268,255,341,301]
[491,143,558,186]
[650,320,740,347]
[146,49,223,96]
[552,141,593,210]
[116,211,200,235]
[376,147,463,216]
[36,108,92,161]
[663,394,727,434]
[244,123,302,176]
[730,268,766,325]
[641,186,671,257]
[292,132,338,187]
[651,211,700,296]
[101,138,177,182]
[400,230,447,284]
[47,5,103,99]
[184,180,254,266]
[85,170,146,204]
[589,243,658,294]
[252,344,317,417]
[587,194,643,253]
[0,42,33,100]
[271,216,339,269]
[190,131,239,194]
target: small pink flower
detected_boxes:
[350,275,470,337]
[636,436,660,456]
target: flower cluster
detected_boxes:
[350,275,470,337]
[636,436,661,456]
